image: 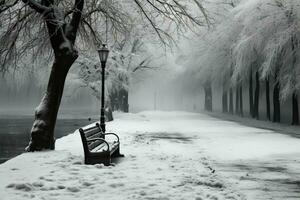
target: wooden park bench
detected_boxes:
[79,123,122,165]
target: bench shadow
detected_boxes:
[111,155,125,165]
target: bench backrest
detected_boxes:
[79,123,104,154]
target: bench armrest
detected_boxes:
[103,132,120,143]
[87,138,110,151]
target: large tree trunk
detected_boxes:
[239,85,243,117]
[204,82,212,112]
[222,86,228,113]
[235,86,240,115]
[24,0,83,151]
[265,78,271,121]
[26,55,77,151]
[273,77,280,123]
[292,93,299,125]
[229,87,233,114]
[253,71,260,119]
[249,69,254,117]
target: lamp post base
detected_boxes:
[100,110,106,133]
[100,122,106,133]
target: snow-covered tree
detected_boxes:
[178,0,300,125]
[232,0,300,123]
[76,35,155,113]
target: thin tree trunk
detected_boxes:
[115,91,120,111]
[105,106,114,122]
[204,82,212,112]
[109,92,116,111]
[291,33,299,125]
[253,71,260,119]
[292,93,299,125]
[249,69,254,117]
[222,87,228,113]
[239,85,243,116]
[266,78,271,120]
[229,87,233,114]
[120,88,129,113]
[124,90,129,113]
[273,75,280,122]
[235,86,240,115]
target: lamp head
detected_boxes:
[97,44,109,64]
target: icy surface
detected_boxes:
[1,111,300,199]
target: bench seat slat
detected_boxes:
[85,127,102,137]
[88,140,103,151]
[90,141,119,153]
[88,132,103,140]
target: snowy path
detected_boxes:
[1,111,300,199]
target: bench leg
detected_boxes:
[103,154,111,166]
[112,146,124,158]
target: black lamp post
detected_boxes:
[97,44,109,133]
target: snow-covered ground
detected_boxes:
[1,111,300,200]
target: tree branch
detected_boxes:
[133,0,165,45]
[132,58,156,72]
[67,0,84,44]
[21,0,52,14]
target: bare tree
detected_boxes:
[0,0,207,151]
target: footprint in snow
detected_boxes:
[44,178,54,182]
[140,191,147,196]
[82,182,93,187]
[69,167,80,171]
[72,161,82,165]
[67,186,80,192]
[32,182,44,187]
[196,180,223,189]
[57,185,66,189]
[22,194,35,198]
[40,186,57,191]
[6,183,33,192]
[109,183,124,188]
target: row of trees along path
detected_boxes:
[182,0,300,126]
